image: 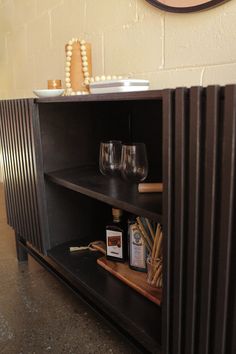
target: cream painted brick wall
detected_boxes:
[85,0,137,31]
[203,62,236,85]
[0,0,236,181]
[165,7,236,68]
[0,0,236,101]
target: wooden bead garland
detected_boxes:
[65,38,124,96]
[65,38,92,96]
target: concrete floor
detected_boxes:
[0,184,140,354]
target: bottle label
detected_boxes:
[106,230,123,259]
[129,224,146,269]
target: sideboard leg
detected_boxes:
[15,233,28,262]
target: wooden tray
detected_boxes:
[97,256,162,306]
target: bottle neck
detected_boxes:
[112,208,122,223]
[113,216,121,223]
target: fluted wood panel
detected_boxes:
[213,85,236,354]
[0,99,43,253]
[162,89,175,354]
[163,85,236,354]
[173,88,189,354]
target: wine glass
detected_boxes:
[120,143,148,182]
[99,140,122,176]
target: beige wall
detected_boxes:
[0,0,236,179]
[0,0,236,99]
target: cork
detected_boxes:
[138,183,163,193]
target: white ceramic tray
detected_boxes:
[89,79,149,94]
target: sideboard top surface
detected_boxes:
[34,90,164,104]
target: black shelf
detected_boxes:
[46,167,162,222]
[35,90,163,104]
[47,240,162,353]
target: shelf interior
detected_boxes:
[47,240,162,352]
[46,166,162,222]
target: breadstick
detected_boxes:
[137,217,153,250]
[154,230,163,259]
[146,218,155,241]
[151,262,162,286]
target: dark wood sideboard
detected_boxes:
[0,87,235,354]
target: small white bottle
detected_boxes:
[128,217,147,272]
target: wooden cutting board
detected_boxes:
[97,256,162,306]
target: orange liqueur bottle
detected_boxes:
[106,208,126,262]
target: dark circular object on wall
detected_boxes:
[145,0,229,13]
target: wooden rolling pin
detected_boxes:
[138,183,163,193]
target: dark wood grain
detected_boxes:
[198,86,221,354]
[185,87,204,354]
[48,240,162,353]
[46,166,162,222]
[35,90,163,104]
[172,88,189,354]
[97,256,162,306]
[213,85,236,354]
[0,99,45,253]
[38,99,162,181]
[1,85,236,354]
[162,89,174,354]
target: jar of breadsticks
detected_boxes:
[136,218,163,288]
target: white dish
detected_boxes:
[33,89,65,98]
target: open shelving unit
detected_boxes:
[1,85,235,354]
[38,92,164,353]
[0,91,164,353]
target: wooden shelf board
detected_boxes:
[46,166,162,222]
[35,90,163,104]
[47,240,162,352]
[97,256,162,306]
